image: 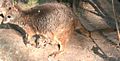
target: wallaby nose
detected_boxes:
[2,16,11,24]
[0,13,4,24]
[0,13,4,18]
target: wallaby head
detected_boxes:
[0,0,13,17]
[2,5,22,24]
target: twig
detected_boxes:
[88,0,105,16]
[112,0,120,44]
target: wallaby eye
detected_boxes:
[8,7,11,10]
[7,16,11,18]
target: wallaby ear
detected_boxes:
[13,4,22,12]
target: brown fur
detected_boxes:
[3,3,79,50]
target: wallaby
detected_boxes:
[2,3,79,51]
[1,2,91,59]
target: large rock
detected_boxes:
[0,29,120,61]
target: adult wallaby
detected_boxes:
[2,3,79,50]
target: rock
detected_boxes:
[0,29,120,61]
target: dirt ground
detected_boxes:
[0,28,120,61]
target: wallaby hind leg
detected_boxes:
[48,30,71,60]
